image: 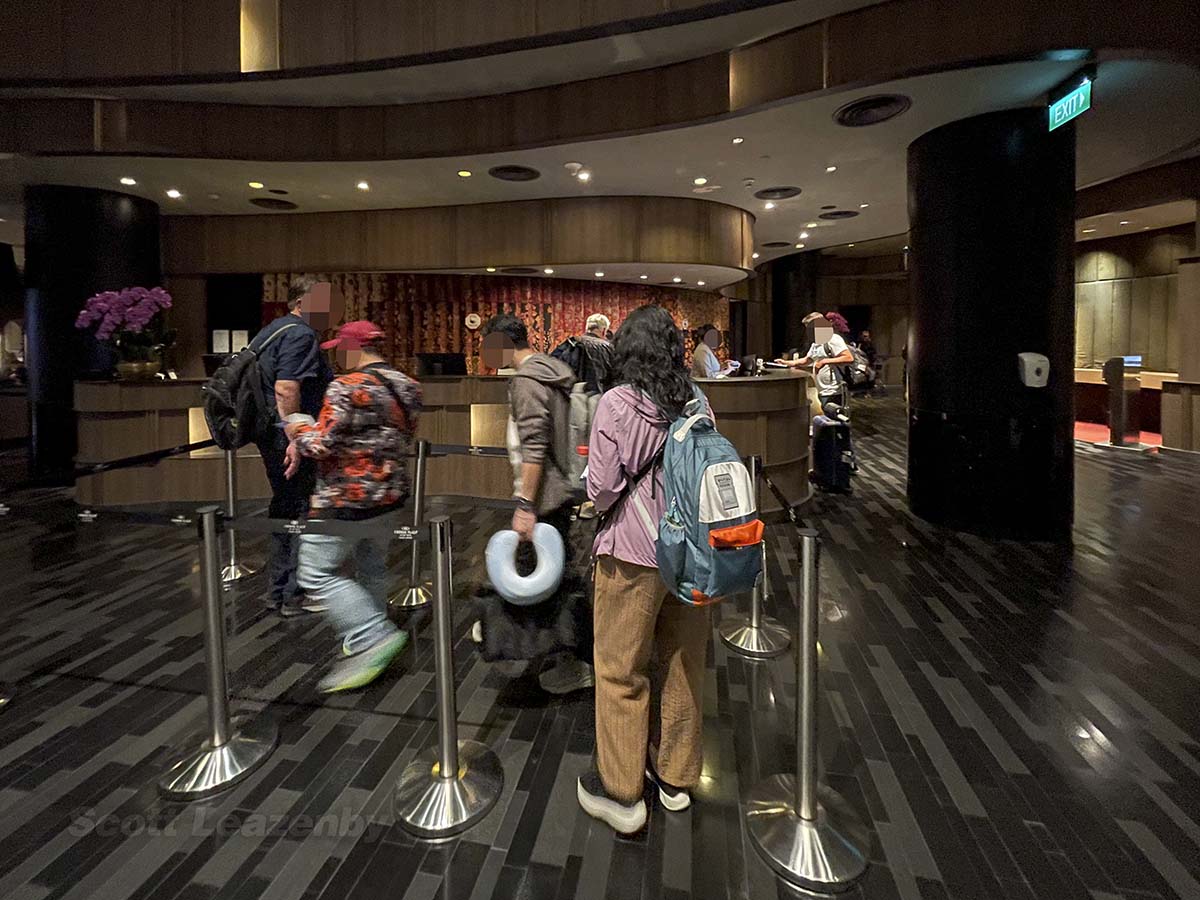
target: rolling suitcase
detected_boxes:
[811,415,852,492]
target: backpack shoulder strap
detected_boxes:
[251,321,301,355]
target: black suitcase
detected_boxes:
[811,415,852,492]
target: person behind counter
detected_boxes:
[690,324,738,379]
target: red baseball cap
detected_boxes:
[321,320,384,350]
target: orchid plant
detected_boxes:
[75,286,176,363]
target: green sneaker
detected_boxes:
[318,631,409,694]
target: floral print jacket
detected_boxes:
[292,364,422,519]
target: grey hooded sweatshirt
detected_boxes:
[507,352,577,516]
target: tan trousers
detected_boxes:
[593,555,711,803]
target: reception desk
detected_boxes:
[420,371,811,513]
[1073,368,1177,435]
[75,379,270,507]
[76,371,812,511]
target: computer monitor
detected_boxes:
[737,354,759,376]
[416,353,468,377]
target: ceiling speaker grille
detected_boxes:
[819,210,859,220]
[753,186,802,200]
[500,266,539,274]
[834,94,912,127]
[249,198,298,210]
[761,241,792,248]
[488,165,541,182]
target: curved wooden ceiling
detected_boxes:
[2,0,1197,163]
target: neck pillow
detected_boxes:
[485,524,565,606]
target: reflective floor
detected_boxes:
[1,395,1199,900]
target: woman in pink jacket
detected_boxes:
[577,304,712,834]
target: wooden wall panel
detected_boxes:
[432,0,538,51]
[165,276,209,377]
[13,98,94,153]
[62,0,177,79]
[353,0,431,60]
[162,198,753,277]
[729,24,824,111]
[122,102,206,156]
[182,0,240,74]
[547,198,639,264]
[0,0,63,79]
[280,0,350,70]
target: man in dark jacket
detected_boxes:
[551,312,614,394]
[481,314,593,694]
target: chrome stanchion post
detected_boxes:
[221,450,255,583]
[719,455,790,659]
[395,515,503,838]
[390,439,432,609]
[159,506,278,799]
[745,529,868,893]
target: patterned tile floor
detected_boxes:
[1,396,1199,900]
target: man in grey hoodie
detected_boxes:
[481,314,594,694]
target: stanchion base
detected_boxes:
[390,583,433,609]
[158,713,278,800]
[719,615,791,659]
[746,776,869,893]
[394,741,504,838]
[221,562,257,583]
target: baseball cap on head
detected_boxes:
[320,320,384,350]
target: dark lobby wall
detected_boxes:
[818,276,910,358]
[259,272,731,372]
[1074,223,1191,371]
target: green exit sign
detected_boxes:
[1049,79,1092,131]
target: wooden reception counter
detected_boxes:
[420,371,811,513]
[77,371,812,511]
[75,379,270,507]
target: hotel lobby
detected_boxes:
[1,2,1200,899]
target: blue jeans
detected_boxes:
[297,532,397,655]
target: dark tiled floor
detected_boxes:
[2,396,1200,900]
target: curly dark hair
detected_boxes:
[612,305,693,419]
[481,313,529,350]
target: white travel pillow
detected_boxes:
[485,523,565,606]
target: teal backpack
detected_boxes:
[656,396,763,605]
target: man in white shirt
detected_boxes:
[775,312,855,405]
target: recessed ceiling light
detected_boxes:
[119,177,137,186]
[248,181,264,189]
[457,170,472,178]
[732,137,744,144]
[795,243,805,249]
[1143,226,1150,230]
[848,243,855,247]
[1119,220,1130,225]
[639,274,648,279]
[165,189,182,199]
[1081,228,1096,234]
[826,166,838,173]
[672,276,682,283]
[576,170,591,182]
[799,231,809,239]
[693,177,708,186]
[543,267,554,274]
[697,280,706,286]
[486,267,497,272]
[859,203,869,208]
[318,193,332,200]
[764,202,776,210]
[903,245,909,251]
[207,193,221,200]
[594,271,605,277]
[752,252,760,259]
[807,222,819,228]
[356,181,370,191]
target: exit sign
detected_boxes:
[1049,79,1091,131]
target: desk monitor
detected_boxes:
[416,353,468,377]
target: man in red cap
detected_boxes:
[284,320,423,693]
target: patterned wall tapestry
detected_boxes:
[261,272,730,373]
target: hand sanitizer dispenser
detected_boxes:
[1017,352,1049,388]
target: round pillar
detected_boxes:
[907,108,1075,540]
[23,186,161,475]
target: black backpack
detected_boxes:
[551,336,611,394]
[202,323,298,450]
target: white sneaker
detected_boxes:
[645,764,691,811]
[538,658,595,695]
[577,770,647,835]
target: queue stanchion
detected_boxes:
[221,450,256,584]
[394,515,503,838]
[719,455,790,658]
[390,439,432,609]
[745,529,868,893]
[159,506,278,799]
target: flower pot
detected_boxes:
[115,360,161,381]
